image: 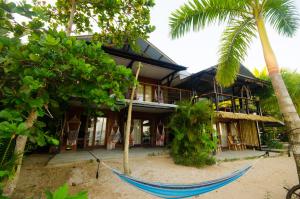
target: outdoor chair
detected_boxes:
[228,135,242,151]
[234,136,246,150]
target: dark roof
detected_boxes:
[76,35,186,72]
[177,64,269,92]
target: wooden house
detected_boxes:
[60,37,193,151]
[60,38,282,152]
[177,65,283,149]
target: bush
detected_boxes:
[266,139,283,149]
[169,100,217,167]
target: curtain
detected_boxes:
[239,120,259,146]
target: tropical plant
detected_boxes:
[169,100,216,168]
[169,0,300,180]
[2,0,155,194]
[45,184,87,199]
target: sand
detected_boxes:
[12,154,297,199]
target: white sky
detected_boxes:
[148,0,300,73]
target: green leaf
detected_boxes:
[53,184,68,199]
[0,109,21,121]
[216,17,256,87]
[263,0,300,37]
[0,170,9,177]
[28,98,44,108]
[44,34,60,46]
[29,53,40,62]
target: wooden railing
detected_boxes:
[127,82,193,104]
[197,92,262,115]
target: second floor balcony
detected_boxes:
[127,82,193,105]
[198,92,262,115]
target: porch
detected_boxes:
[47,148,267,167]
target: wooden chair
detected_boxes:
[235,136,247,150]
[228,135,242,151]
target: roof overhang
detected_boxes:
[102,46,186,71]
[76,35,186,81]
[215,111,284,124]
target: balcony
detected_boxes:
[127,82,193,105]
[198,92,262,115]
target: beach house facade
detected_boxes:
[59,38,281,152]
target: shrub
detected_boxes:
[266,139,283,149]
[45,184,87,199]
[169,100,217,167]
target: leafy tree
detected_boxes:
[1,29,134,195]
[169,0,300,180]
[169,100,216,167]
[33,0,155,49]
[254,67,300,118]
[1,0,157,195]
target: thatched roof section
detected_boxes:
[215,111,283,124]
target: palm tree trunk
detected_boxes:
[256,17,300,181]
[66,0,76,36]
[123,62,142,175]
[3,110,38,196]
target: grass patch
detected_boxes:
[172,153,216,168]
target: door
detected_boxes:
[132,119,142,145]
[86,116,107,147]
[142,120,151,145]
[219,123,228,147]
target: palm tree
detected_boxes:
[169,0,300,180]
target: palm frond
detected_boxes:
[169,0,249,39]
[263,0,299,37]
[216,17,256,87]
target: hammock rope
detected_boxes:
[88,151,262,199]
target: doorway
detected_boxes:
[219,122,229,147]
[86,116,107,148]
[128,119,152,146]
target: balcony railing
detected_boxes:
[127,82,193,105]
[198,92,262,115]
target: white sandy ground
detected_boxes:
[12,154,297,199]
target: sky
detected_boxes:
[148,1,300,73]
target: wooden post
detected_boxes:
[179,89,182,101]
[245,98,249,114]
[231,97,236,113]
[213,78,219,111]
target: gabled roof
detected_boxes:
[192,64,257,79]
[177,64,268,92]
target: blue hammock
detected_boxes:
[111,165,251,199]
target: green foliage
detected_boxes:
[33,0,155,50]
[169,100,216,167]
[0,29,135,145]
[263,0,299,37]
[217,18,256,87]
[0,0,137,191]
[169,0,299,87]
[169,0,246,39]
[266,139,283,149]
[45,184,87,199]
[254,67,300,117]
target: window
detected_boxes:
[136,84,144,101]
[145,85,152,102]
